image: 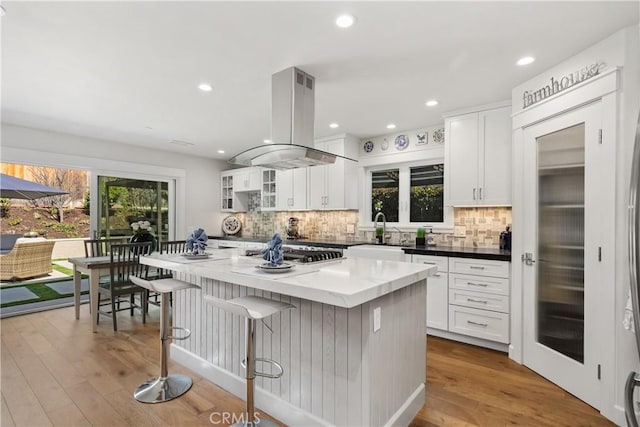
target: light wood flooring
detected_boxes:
[1,305,613,426]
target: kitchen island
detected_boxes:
[140,249,436,427]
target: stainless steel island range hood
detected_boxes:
[229,67,356,170]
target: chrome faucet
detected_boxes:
[373,212,386,244]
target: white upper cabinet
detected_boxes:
[234,167,261,192]
[308,135,359,210]
[276,168,308,210]
[445,104,512,206]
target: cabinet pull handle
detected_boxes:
[433,273,441,277]
[467,320,488,327]
[473,188,476,200]
[469,265,485,270]
[422,262,437,265]
[467,281,488,287]
[479,187,483,200]
[467,298,487,304]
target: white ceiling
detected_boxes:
[2,1,638,160]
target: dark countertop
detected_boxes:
[402,245,511,262]
[210,235,511,260]
[210,235,370,249]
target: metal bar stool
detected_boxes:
[204,294,295,427]
[130,276,198,403]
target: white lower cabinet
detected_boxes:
[448,305,509,343]
[413,254,511,346]
[412,254,448,330]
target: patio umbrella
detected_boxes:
[0,173,68,200]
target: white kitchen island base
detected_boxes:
[171,276,426,427]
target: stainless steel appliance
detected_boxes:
[625,111,640,427]
[229,67,356,170]
[245,246,343,263]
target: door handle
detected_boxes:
[522,252,536,265]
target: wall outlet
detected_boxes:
[373,307,381,332]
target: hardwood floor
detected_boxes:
[1,306,613,426]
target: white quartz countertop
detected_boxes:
[140,249,436,308]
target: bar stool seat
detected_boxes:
[204,294,295,427]
[130,276,198,404]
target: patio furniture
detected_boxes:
[0,238,55,281]
[0,234,22,255]
[83,237,129,257]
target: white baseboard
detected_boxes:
[426,328,509,352]
[172,344,423,426]
[384,384,425,427]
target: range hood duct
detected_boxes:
[229,67,356,170]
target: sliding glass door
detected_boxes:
[95,175,172,247]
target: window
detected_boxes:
[410,165,444,222]
[371,169,399,222]
[366,161,449,227]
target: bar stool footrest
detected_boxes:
[134,374,192,403]
[169,326,191,341]
[241,357,284,379]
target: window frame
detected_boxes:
[362,158,452,231]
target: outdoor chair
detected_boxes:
[83,237,129,257]
[0,238,55,281]
[97,242,151,331]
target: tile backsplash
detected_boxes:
[235,210,359,240]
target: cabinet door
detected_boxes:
[427,271,448,330]
[447,112,480,205]
[325,139,345,209]
[291,167,308,209]
[479,107,512,205]
[308,141,327,209]
[276,170,293,209]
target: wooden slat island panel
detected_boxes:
[172,274,426,427]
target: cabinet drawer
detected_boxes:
[448,257,509,278]
[449,273,509,296]
[448,305,509,344]
[449,288,509,313]
[412,255,448,272]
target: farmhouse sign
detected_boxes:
[522,61,606,109]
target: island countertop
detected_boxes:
[140,249,436,308]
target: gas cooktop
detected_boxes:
[245,247,343,264]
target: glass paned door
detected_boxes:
[522,102,601,409]
[537,123,585,363]
[97,176,170,247]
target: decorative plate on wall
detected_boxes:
[395,134,409,150]
[416,133,427,145]
[363,140,374,153]
[221,215,242,235]
[381,138,389,151]
[432,128,445,143]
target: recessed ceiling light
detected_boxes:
[425,100,439,107]
[516,56,535,66]
[386,124,396,130]
[198,83,213,92]
[217,150,225,154]
[329,123,339,129]
[335,14,356,28]
[263,139,272,144]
